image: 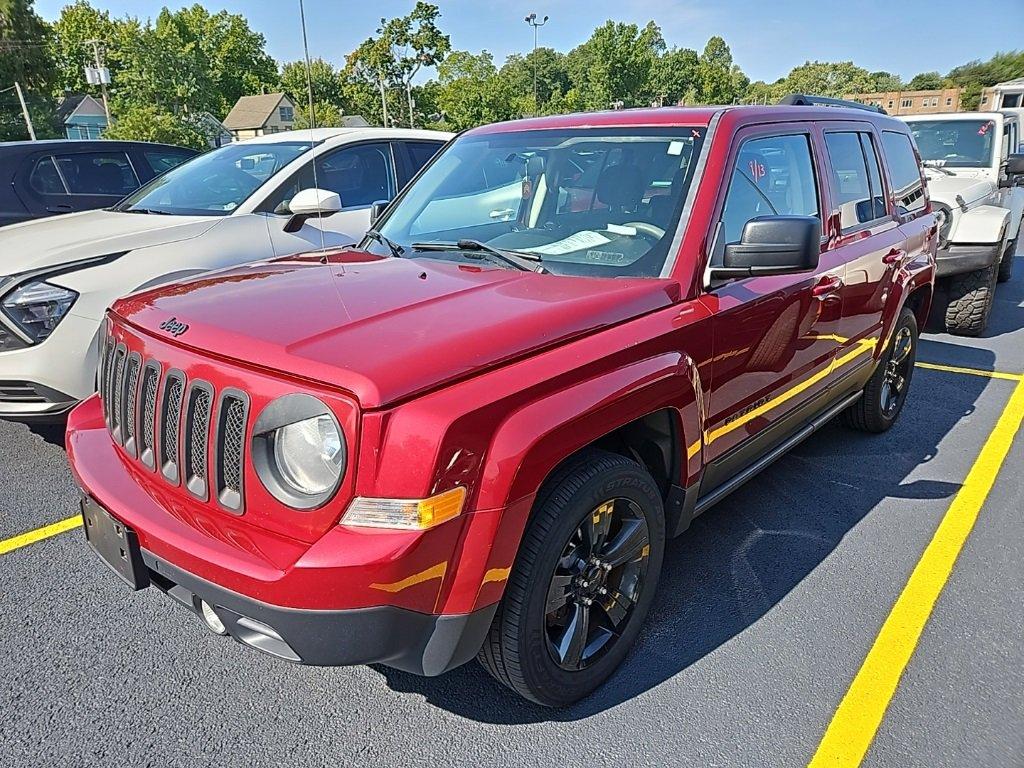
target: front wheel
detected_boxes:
[943,262,998,336]
[843,307,918,433]
[477,449,665,706]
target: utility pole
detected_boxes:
[84,39,111,126]
[13,82,36,140]
[524,12,549,116]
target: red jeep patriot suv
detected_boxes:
[68,97,936,706]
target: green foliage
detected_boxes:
[948,51,1024,109]
[435,50,515,130]
[102,103,208,149]
[565,20,665,110]
[781,60,877,98]
[906,71,946,90]
[0,0,59,140]
[649,47,699,105]
[697,36,737,104]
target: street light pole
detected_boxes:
[524,12,548,116]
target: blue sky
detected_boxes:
[34,0,1024,84]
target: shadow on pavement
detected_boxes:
[375,339,995,722]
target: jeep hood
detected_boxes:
[113,251,678,408]
[923,172,995,208]
[0,210,219,275]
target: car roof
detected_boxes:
[0,139,194,150]
[466,104,906,136]
[236,127,454,146]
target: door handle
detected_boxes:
[882,248,904,265]
[812,275,843,299]
[46,204,73,213]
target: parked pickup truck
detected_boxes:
[903,112,1024,335]
[68,99,936,706]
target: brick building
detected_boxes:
[845,88,964,115]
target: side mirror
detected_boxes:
[283,187,342,233]
[370,199,389,225]
[710,216,821,281]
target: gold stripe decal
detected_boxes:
[370,561,447,593]
[481,567,511,585]
[706,338,877,446]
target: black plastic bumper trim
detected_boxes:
[140,550,496,676]
[935,243,1001,277]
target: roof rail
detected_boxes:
[778,93,887,115]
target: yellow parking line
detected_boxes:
[0,515,82,556]
[809,375,1024,767]
[915,361,1023,381]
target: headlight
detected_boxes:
[1,281,78,344]
[252,394,346,509]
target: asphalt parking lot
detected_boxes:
[2,261,1022,767]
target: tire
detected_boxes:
[998,236,1016,283]
[477,449,665,706]
[843,307,918,433]
[943,262,998,336]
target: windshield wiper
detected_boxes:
[365,229,405,258]
[411,239,546,273]
[122,207,171,215]
[922,162,955,176]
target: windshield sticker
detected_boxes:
[668,141,685,156]
[522,230,612,255]
[979,121,993,136]
[748,158,767,183]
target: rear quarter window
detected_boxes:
[881,131,926,215]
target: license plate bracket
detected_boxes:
[81,497,150,591]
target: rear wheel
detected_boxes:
[477,450,665,706]
[998,236,1016,283]
[843,307,917,433]
[943,262,998,336]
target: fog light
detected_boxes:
[200,600,228,635]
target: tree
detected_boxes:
[648,46,699,105]
[347,34,401,127]
[697,36,737,104]
[48,0,121,95]
[0,0,58,140]
[566,21,665,110]
[103,103,208,149]
[781,60,876,98]
[907,71,945,90]
[499,47,570,115]
[869,71,903,92]
[280,57,348,127]
[385,2,449,127]
[948,51,1024,109]
[435,50,514,130]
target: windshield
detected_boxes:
[908,119,996,169]
[114,141,313,216]
[366,127,706,278]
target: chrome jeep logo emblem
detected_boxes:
[159,317,189,337]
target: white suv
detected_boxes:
[0,127,451,419]
[903,111,1024,335]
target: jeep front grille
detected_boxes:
[98,329,251,514]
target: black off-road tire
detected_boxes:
[477,449,665,707]
[843,307,918,433]
[943,262,998,336]
[998,237,1016,283]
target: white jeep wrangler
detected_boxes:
[903,111,1024,335]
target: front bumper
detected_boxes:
[68,395,499,676]
[0,311,100,418]
[141,545,495,674]
[935,243,1001,278]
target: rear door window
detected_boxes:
[405,141,443,174]
[719,133,820,247]
[53,151,139,196]
[29,156,67,195]
[880,131,926,215]
[823,132,888,231]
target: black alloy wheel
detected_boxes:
[880,324,914,418]
[544,498,651,671]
